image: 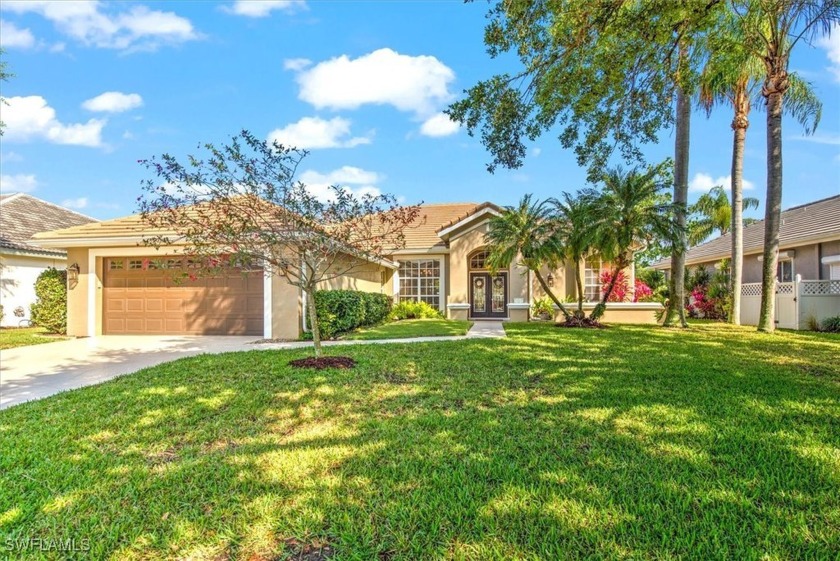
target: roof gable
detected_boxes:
[0,193,98,256]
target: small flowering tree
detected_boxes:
[138,130,421,357]
[599,270,653,303]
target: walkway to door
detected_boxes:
[466,320,506,338]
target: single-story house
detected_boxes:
[31,201,660,339]
[651,194,840,282]
[652,194,840,329]
[0,193,98,327]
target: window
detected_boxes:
[109,259,124,270]
[128,259,143,270]
[831,264,840,281]
[399,259,441,308]
[469,250,489,270]
[583,258,604,301]
[777,259,793,283]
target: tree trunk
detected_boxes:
[590,262,625,321]
[758,81,785,332]
[306,287,322,357]
[574,260,585,318]
[730,101,749,325]
[533,268,572,321]
[663,83,690,328]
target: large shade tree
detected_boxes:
[137,130,420,356]
[731,0,838,332]
[447,0,723,330]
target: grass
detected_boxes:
[1,323,839,560]
[0,327,66,350]
[342,318,473,340]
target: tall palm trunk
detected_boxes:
[591,260,627,322]
[574,261,585,318]
[729,85,749,325]
[663,83,690,328]
[758,66,787,332]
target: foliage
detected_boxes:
[821,316,840,333]
[313,290,392,340]
[388,300,443,321]
[29,268,67,334]
[343,319,471,340]
[2,323,839,559]
[530,296,555,320]
[637,268,666,292]
[686,261,731,321]
[0,48,11,136]
[688,185,759,245]
[599,270,654,303]
[138,130,419,356]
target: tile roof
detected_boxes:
[0,193,98,257]
[652,195,840,268]
[33,201,486,252]
[401,202,481,250]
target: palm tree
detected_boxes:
[699,8,823,326]
[732,0,837,332]
[485,195,572,321]
[688,185,759,246]
[550,192,598,319]
[585,164,683,322]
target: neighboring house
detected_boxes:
[0,193,98,327]
[31,201,660,339]
[652,194,840,329]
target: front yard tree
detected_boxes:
[733,0,838,332]
[448,1,722,329]
[138,130,420,356]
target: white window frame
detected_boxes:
[583,258,604,302]
[398,259,442,309]
[777,258,794,283]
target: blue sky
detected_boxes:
[0,0,838,221]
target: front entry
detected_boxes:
[470,272,507,318]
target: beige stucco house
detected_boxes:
[31,202,660,339]
[0,193,97,327]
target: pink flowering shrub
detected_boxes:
[600,270,654,302]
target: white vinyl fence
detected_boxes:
[741,278,840,330]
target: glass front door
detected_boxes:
[470,272,507,318]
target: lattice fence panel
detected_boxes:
[776,282,795,295]
[801,280,840,296]
[741,283,762,297]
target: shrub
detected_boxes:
[313,290,392,340]
[600,270,654,303]
[821,316,840,333]
[531,296,554,320]
[389,300,443,320]
[30,267,67,334]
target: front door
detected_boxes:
[470,272,507,318]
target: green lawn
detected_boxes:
[342,318,473,340]
[0,327,66,350]
[1,323,838,560]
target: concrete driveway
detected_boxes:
[0,336,257,410]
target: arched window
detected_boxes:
[469,249,490,270]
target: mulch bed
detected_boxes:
[555,317,605,328]
[288,356,356,370]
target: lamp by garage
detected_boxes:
[67,262,80,283]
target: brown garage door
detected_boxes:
[103,256,264,335]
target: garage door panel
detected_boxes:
[104,257,263,335]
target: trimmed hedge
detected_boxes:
[313,290,393,339]
[30,267,67,334]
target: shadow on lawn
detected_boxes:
[0,323,838,559]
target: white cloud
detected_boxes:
[268,116,371,149]
[0,173,38,193]
[299,166,383,201]
[419,112,459,137]
[224,1,306,17]
[688,172,755,193]
[82,91,143,113]
[283,57,312,71]
[60,197,88,209]
[2,1,198,51]
[531,147,542,157]
[293,48,456,117]
[0,151,24,163]
[791,132,840,145]
[816,25,840,83]
[0,19,35,49]
[3,96,105,147]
